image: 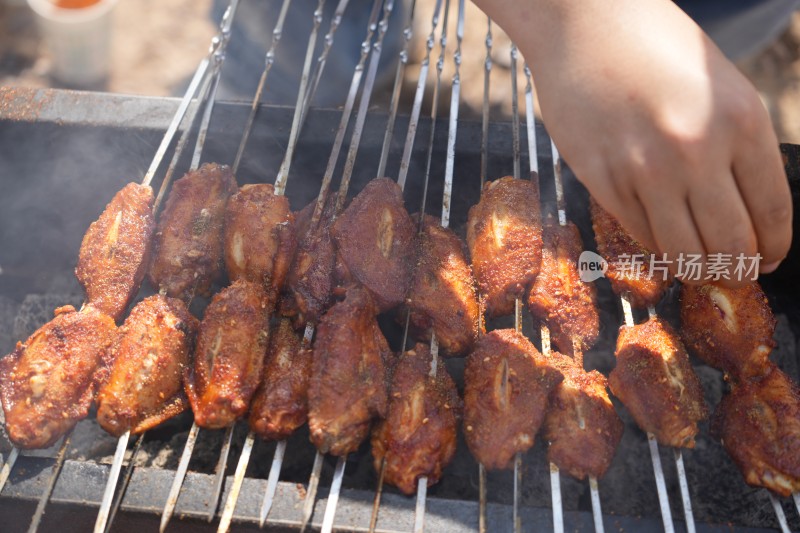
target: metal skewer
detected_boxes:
[376,0,419,179]
[273,0,329,195]
[41,8,244,533]
[141,0,239,189]
[648,297,694,530]
[619,295,675,533]
[543,116,607,529]
[674,449,696,533]
[298,0,353,131]
[413,475,428,533]
[300,450,325,533]
[257,327,313,527]
[369,0,459,527]
[312,2,401,529]
[475,16,492,533]
[258,439,287,527]
[320,456,347,533]
[103,432,145,533]
[396,0,445,190]
[510,44,521,181]
[296,2,388,529]
[26,434,71,533]
[160,422,200,533]
[0,447,19,495]
[205,425,235,522]
[538,317,563,533]
[216,430,255,532]
[15,6,241,529]
[480,18,491,186]
[231,0,295,173]
[793,492,800,517]
[769,493,792,533]
[93,432,129,533]
[158,11,248,527]
[219,1,364,526]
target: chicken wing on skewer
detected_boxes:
[224,183,297,292]
[149,163,237,301]
[528,217,599,355]
[610,317,707,448]
[248,318,312,441]
[0,305,116,449]
[96,295,198,437]
[405,214,481,357]
[185,280,272,429]
[282,196,337,329]
[467,176,543,318]
[371,343,462,495]
[544,352,623,480]
[76,182,156,321]
[680,282,775,380]
[308,286,392,456]
[712,364,800,497]
[590,198,672,309]
[331,178,416,312]
[464,329,562,470]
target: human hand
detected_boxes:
[473,0,792,285]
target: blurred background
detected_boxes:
[3,0,800,142]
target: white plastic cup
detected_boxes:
[26,0,119,87]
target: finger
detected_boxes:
[587,180,659,254]
[688,176,757,287]
[732,119,793,272]
[608,198,659,255]
[639,188,706,283]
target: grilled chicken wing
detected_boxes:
[610,317,707,448]
[308,287,392,456]
[544,352,623,479]
[282,197,337,328]
[405,215,480,357]
[680,282,775,380]
[712,364,800,497]
[371,343,462,494]
[76,182,155,321]
[149,163,237,301]
[528,217,599,355]
[249,318,312,441]
[0,305,116,449]
[590,198,672,309]
[467,176,543,318]
[96,295,197,437]
[185,280,271,429]
[331,178,416,312]
[464,329,562,470]
[224,183,296,292]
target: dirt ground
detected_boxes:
[2,0,800,143]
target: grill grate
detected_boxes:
[1,0,800,530]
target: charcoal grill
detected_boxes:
[2,0,800,531]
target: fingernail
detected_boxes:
[760,261,781,274]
